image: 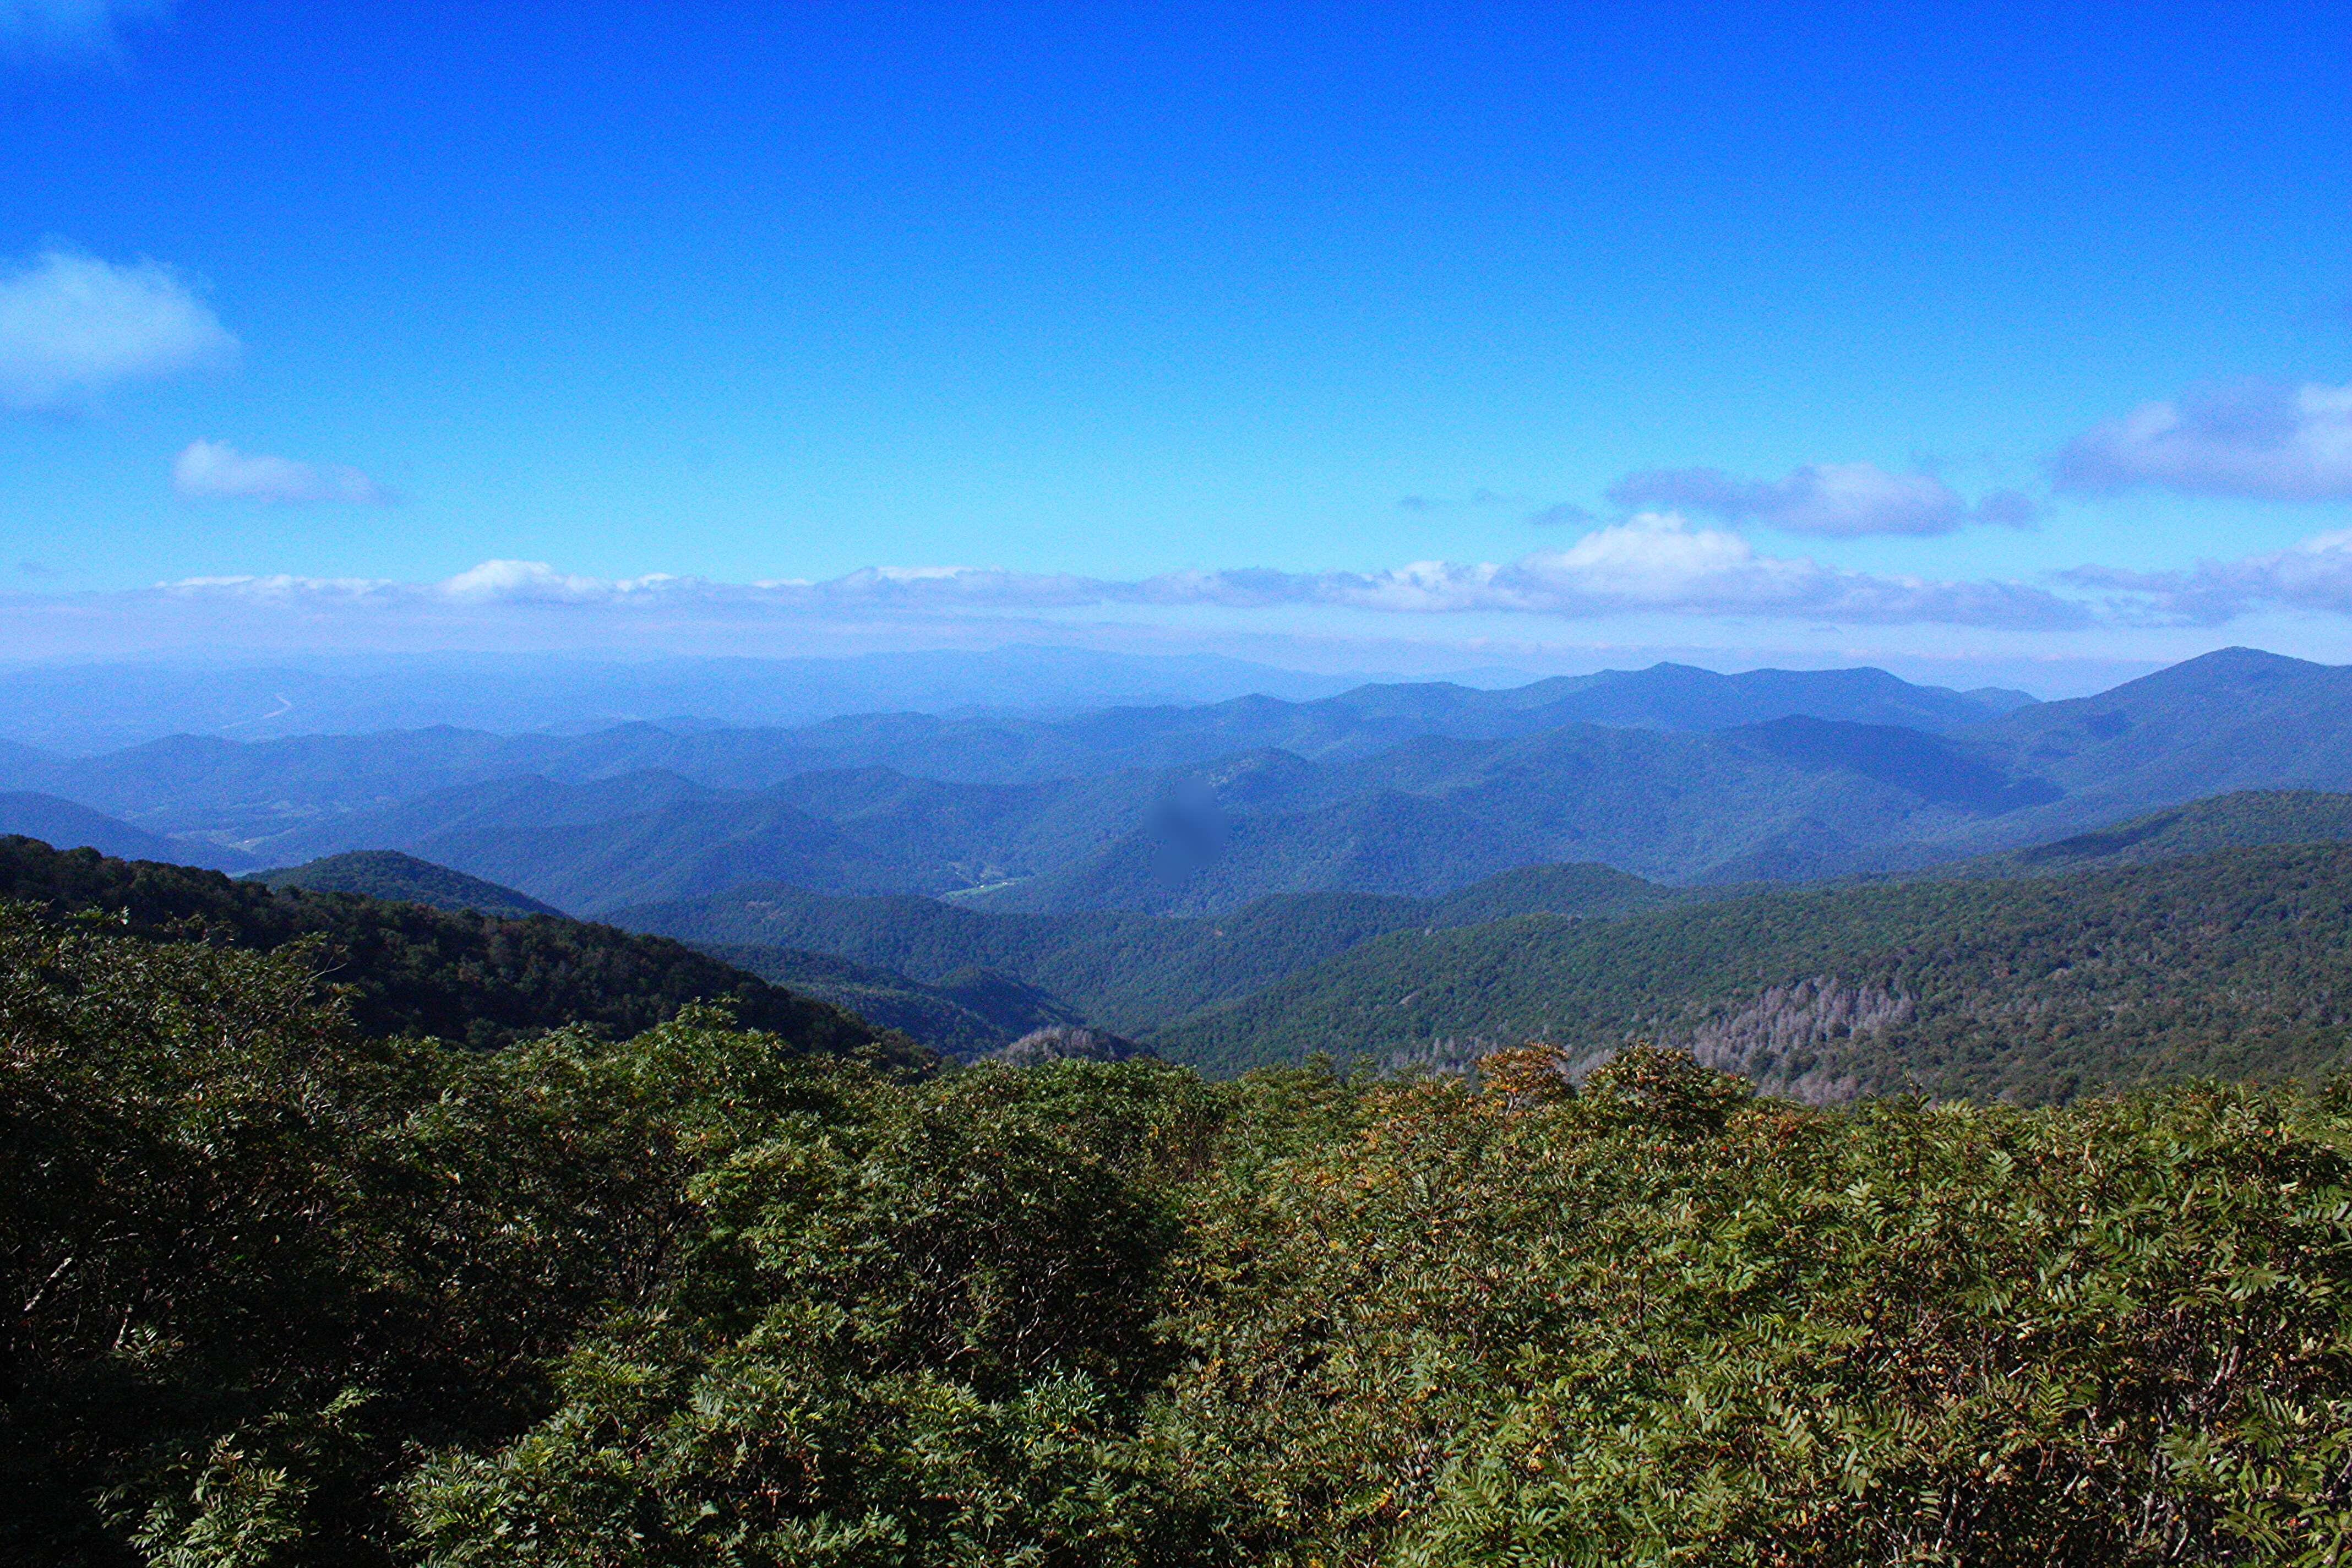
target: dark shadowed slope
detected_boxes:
[0,835,923,1063]
[698,944,1085,1059]
[0,791,207,865]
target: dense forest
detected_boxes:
[251,849,563,918]
[6,897,2350,1564]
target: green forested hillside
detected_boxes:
[1943,789,2352,876]
[704,942,1085,1058]
[1154,841,2352,1099]
[7,914,2349,1565]
[0,835,914,1057]
[619,859,1675,1034]
[253,848,562,916]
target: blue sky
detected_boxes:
[1,1,2349,690]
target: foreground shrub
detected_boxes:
[7,905,2350,1565]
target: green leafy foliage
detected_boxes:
[0,903,925,1564]
[10,886,2352,1564]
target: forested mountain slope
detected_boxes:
[0,835,917,1059]
[1939,789,2352,877]
[1155,841,2352,1099]
[253,849,561,916]
[618,861,1676,1034]
[1968,647,2352,813]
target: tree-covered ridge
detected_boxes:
[0,835,917,1059]
[7,912,2349,1565]
[1152,841,2352,1099]
[1940,788,2352,877]
[251,849,561,918]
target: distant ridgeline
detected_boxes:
[15,781,2352,1102]
[0,835,923,1063]
[17,647,2352,918]
[616,792,2352,1098]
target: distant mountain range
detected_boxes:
[6,648,2352,922]
[0,646,1385,754]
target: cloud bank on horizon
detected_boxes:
[17,509,2335,647]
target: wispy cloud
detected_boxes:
[149,515,2087,632]
[173,440,396,505]
[0,0,170,57]
[2064,529,2352,625]
[2052,381,2352,501]
[1608,460,2036,537]
[0,249,235,411]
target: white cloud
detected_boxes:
[0,249,235,410]
[1607,460,2036,537]
[148,516,2088,632]
[0,0,170,55]
[172,440,396,505]
[2052,381,2352,501]
[2064,529,2352,625]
